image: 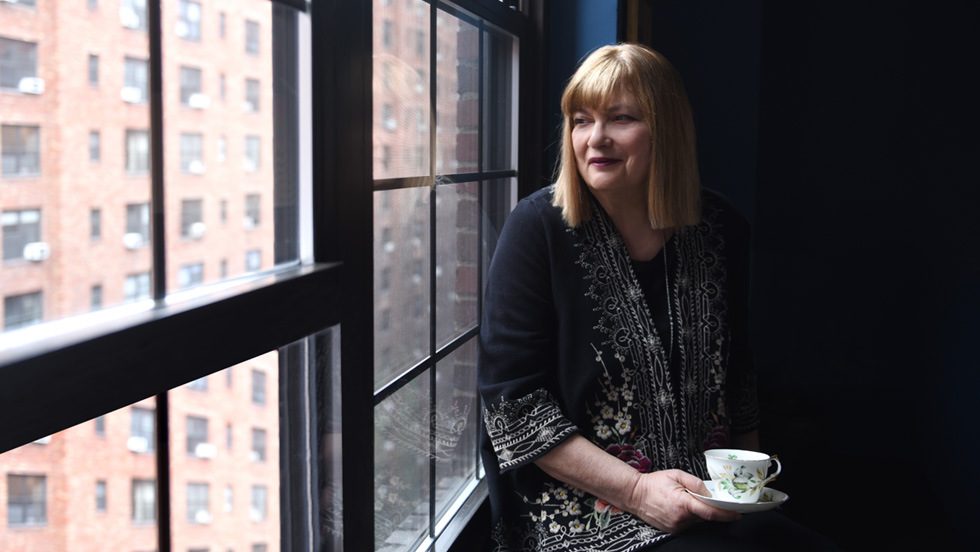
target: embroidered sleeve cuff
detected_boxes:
[483,389,578,472]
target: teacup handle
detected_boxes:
[762,456,782,484]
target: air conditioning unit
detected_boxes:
[18,77,45,95]
[194,510,212,524]
[121,86,143,103]
[188,160,206,174]
[22,242,50,261]
[123,232,146,249]
[188,93,210,109]
[242,101,256,112]
[243,159,258,173]
[175,21,190,38]
[0,0,21,4]
[194,442,217,458]
[242,216,256,230]
[127,436,149,453]
[383,117,397,131]
[249,450,261,463]
[33,436,51,445]
[120,8,141,29]
[250,508,264,522]
[189,222,206,238]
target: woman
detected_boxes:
[478,44,832,551]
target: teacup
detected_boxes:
[703,448,781,504]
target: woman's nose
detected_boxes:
[587,122,610,148]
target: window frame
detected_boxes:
[0,2,540,552]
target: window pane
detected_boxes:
[373,0,430,179]
[170,354,280,552]
[435,182,478,349]
[0,400,158,550]
[483,27,517,171]
[434,9,476,175]
[375,375,430,551]
[435,338,479,519]
[374,187,430,390]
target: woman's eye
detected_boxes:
[614,114,635,122]
[573,118,589,126]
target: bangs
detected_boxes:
[561,54,644,115]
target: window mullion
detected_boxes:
[428,1,439,541]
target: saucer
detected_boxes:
[687,480,789,513]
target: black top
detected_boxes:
[478,186,759,552]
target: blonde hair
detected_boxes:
[552,43,701,228]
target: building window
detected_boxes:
[220,199,228,224]
[89,130,101,163]
[250,485,267,522]
[251,369,266,405]
[187,376,207,391]
[4,291,43,331]
[124,272,151,302]
[125,129,150,173]
[187,482,210,524]
[120,0,148,31]
[225,423,233,450]
[180,132,205,174]
[250,428,266,463]
[7,474,46,526]
[219,12,227,38]
[245,250,260,272]
[244,78,260,112]
[217,135,226,163]
[95,480,107,512]
[125,202,150,247]
[219,73,226,101]
[2,208,41,261]
[245,20,260,56]
[1,124,41,176]
[94,415,106,436]
[91,284,103,310]
[88,0,97,10]
[186,415,209,456]
[224,485,233,512]
[131,479,156,523]
[177,1,202,41]
[179,66,204,108]
[122,56,148,103]
[88,54,99,87]
[0,37,39,92]
[382,19,393,49]
[243,136,260,172]
[245,193,260,228]
[129,406,154,453]
[252,545,268,552]
[178,262,204,288]
[181,199,204,239]
[90,208,101,241]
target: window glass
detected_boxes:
[1,125,41,176]
[177,0,202,42]
[435,338,479,518]
[0,37,39,90]
[435,182,479,349]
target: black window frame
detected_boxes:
[0,2,543,552]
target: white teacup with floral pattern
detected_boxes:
[703,448,782,504]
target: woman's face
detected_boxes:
[571,93,652,202]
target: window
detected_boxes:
[245,193,260,227]
[217,135,227,163]
[178,262,204,288]
[186,415,209,456]
[1,124,41,176]
[91,285,103,310]
[251,369,265,405]
[7,474,46,526]
[187,482,210,524]
[0,37,39,91]
[125,129,150,173]
[187,376,207,391]
[252,544,268,552]
[245,20,260,56]
[245,250,261,272]
[90,208,102,240]
[95,480,107,512]
[244,78,260,112]
[123,56,149,103]
[250,485,267,522]
[120,0,148,31]
[2,208,41,261]
[94,415,106,436]
[180,133,204,173]
[250,428,266,463]
[225,423,233,450]
[88,0,97,10]
[243,136,260,173]
[219,12,226,39]
[224,485,233,512]
[129,406,155,453]
[89,130,101,163]
[131,479,156,523]
[124,272,151,303]
[125,202,150,246]
[180,66,204,107]
[4,291,43,330]
[177,1,202,42]
[219,73,226,101]
[88,54,99,87]
[181,199,203,239]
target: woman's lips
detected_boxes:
[589,157,620,167]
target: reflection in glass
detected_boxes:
[436,182,479,348]
[435,338,479,519]
[375,375,430,551]
[374,187,431,390]
[435,10,475,175]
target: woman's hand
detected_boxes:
[625,469,742,533]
